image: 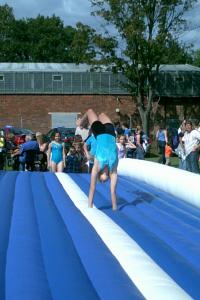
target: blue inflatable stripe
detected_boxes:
[148,198,200,230]
[30,172,99,300]
[107,209,200,299]
[44,172,144,300]
[115,178,200,270]
[115,178,200,260]
[0,171,6,182]
[119,176,200,226]
[0,172,18,300]
[133,200,200,249]
[95,176,200,255]
[120,204,200,271]
[70,173,200,299]
[5,172,52,300]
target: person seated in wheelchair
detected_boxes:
[18,134,40,171]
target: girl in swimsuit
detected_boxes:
[79,109,118,210]
[47,131,66,172]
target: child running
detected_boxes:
[79,109,118,210]
[47,131,66,172]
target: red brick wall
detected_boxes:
[1,94,199,134]
[0,94,136,133]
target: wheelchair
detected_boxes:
[24,150,47,172]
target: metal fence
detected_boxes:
[0,71,128,95]
[155,72,200,97]
[0,69,200,97]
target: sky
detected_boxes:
[0,0,200,49]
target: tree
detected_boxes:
[0,4,15,61]
[90,0,197,133]
[25,15,72,62]
[68,22,96,63]
[193,50,200,67]
[0,4,95,63]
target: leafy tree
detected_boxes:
[25,15,72,62]
[0,5,95,63]
[0,4,15,61]
[90,0,197,133]
[68,22,96,63]
[193,50,200,67]
[161,39,193,64]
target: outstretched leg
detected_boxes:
[98,112,112,124]
[79,109,99,128]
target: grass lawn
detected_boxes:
[145,141,180,168]
[145,152,179,168]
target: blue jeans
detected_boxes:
[19,162,25,171]
[136,146,145,160]
[179,158,187,170]
[186,151,199,174]
[158,141,166,164]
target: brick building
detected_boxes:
[0,63,200,133]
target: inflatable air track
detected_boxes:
[0,158,200,300]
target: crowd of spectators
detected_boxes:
[0,118,200,174]
[156,119,200,174]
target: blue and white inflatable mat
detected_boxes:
[0,159,200,300]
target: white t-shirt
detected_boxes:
[184,129,200,156]
[75,127,89,141]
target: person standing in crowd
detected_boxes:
[114,121,124,136]
[75,114,89,141]
[125,130,137,158]
[135,125,145,160]
[175,120,187,170]
[65,145,81,173]
[6,133,20,170]
[116,134,136,159]
[165,142,173,165]
[121,122,131,140]
[74,142,87,172]
[79,109,118,210]
[116,134,127,159]
[0,130,6,170]
[156,124,168,164]
[178,120,186,135]
[83,131,97,173]
[183,121,200,174]
[47,131,66,172]
[36,132,48,153]
[35,132,48,171]
[175,132,187,170]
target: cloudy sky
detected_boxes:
[0,0,200,49]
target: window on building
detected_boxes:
[52,74,63,81]
[49,112,79,128]
[0,75,4,81]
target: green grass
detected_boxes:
[145,152,179,168]
[145,141,179,168]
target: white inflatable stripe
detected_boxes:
[56,173,191,300]
[118,159,200,209]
